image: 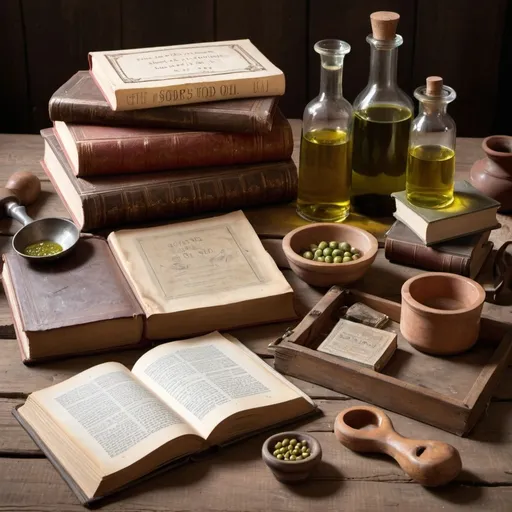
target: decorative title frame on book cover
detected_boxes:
[106,44,267,83]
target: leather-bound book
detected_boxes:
[53,109,292,177]
[49,71,280,134]
[41,129,298,231]
[2,237,145,363]
[385,221,493,278]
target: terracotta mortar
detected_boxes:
[400,273,485,355]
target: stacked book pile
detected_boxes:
[42,39,297,231]
[384,181,501,278]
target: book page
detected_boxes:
[29,362,200,473]
[132,332,314,441]
[107,211,292,316]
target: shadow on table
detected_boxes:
[425,469,484,504]
[283,461,343,497]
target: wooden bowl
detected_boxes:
[282,223,378,287]
[401,272,486,355]
[261,431,322,483]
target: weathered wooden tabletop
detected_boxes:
[0,122,511,510]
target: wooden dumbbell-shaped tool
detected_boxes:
[0,171,80,261]
[334,405,462,486]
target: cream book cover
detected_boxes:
[107,211,296,339]
[89,39,285,110]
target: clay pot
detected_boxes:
[400,273,485,355]
[470,135,512,212]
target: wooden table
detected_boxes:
[0,123,511,510]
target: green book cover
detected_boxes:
[392,181,501,223]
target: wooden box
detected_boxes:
[271,286,512,436]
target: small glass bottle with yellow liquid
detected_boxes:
[406,76,456,208]
[297,39,353,222]
[351,12,414,217]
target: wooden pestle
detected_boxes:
[334,405,462,486]
[0,171,41,211]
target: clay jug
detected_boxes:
[470,135,512,212]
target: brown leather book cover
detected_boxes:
[385,221,492,278]
[54,108,292,177]
[49,72,279,134]
[41,128,298,231]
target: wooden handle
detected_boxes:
[5,171,41,206]
[334,406,462,486]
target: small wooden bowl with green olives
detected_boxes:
[282,223,378,287]
[262,431,322,483]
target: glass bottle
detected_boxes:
[406,76,457,208]
[351,12,413,217]
[297,39,353,223]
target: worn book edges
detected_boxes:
[49,71,280,133]
[1,237,144,363]
[14,332,316,505]
[385,221,493,278]
[392,181,500,245]
[40,129,298,231]
[53,109,293,177]
[89,39,285,111]
[107,211,297,340]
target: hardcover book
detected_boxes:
[49,71,280,133]
[14,331,317,505]
[89,39,285,111]
[392,181,500,245]
[40,129,298,231]
[53,110,293,177]
[385,221,493,278]
[2,211,296,363]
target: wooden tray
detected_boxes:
[270,286,512,436]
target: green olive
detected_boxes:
[275,442,282,449]
[333,256,342,263]
[273,449,280,456]
[329,241,338,249]
[316,256,325,262]
[289,439,297,446]
[290,455,297,461]
[322,247,333,256]
[277,454,284,460]
[303,452,310,458]
[352,254,360,260]
[310,244,319,252]
[302,251,314,260]
[343,251,352,258]
[314,249,323,258]
[301,440,307,446]
[339,242,351,252]
[279,447,286,453]
[323,256,332,263]
[282,438,289,447]
[350,247,359,255]
[318,241,328,250]
[332,249,342,257]
[284,456,290,460]
[343,256,352,263]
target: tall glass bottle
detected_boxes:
[406,76,457,208]
[351,11,413,217]
[297,39,353,222]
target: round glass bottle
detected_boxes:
[351,12,413,217]
[406,76,457,208]
[297,39,353,223]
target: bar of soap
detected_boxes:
[317,319,397,371]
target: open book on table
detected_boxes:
[14,331,316,506]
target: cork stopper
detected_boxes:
[426,76,443,97]
[370,11,400,41]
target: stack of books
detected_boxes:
[385,181,501,278]
[42,39,297,231]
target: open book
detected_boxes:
[15,332,316,505]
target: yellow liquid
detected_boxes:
[406,145,455,208]
[351,104,412,216]
[297,128,351,222]
[23,240,63,257]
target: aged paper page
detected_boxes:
[132,332,313,440]
[108,211,292,316]
[26,362,201,474]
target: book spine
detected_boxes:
[76,116,293,176]
[384,239,471,276]
[81,161,298,230]
[49,95,276,134]
[113,75,286,111]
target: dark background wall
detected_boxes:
[1,0,510,136]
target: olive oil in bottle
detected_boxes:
[298,129,351,222]
[406,76,457,209]
[351,11,414,217]
[297,39,353,222]
[406,145,455,208]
